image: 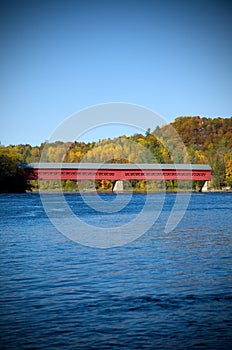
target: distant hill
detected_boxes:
[154,116,232,188]
[1,116,232,191]
[163,116,232,150]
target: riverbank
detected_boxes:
[27,187,232,194]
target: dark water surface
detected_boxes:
[0,192,231,349]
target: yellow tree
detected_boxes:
[101,180,112,190]
[225,153,232,187]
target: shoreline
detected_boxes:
[25,188,231,194]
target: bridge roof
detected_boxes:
[22,163,211,170]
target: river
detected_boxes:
[0,192,231,349]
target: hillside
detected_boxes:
[0,116,231,191]
[154,116,232,188]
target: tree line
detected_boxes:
[0,116,231,192]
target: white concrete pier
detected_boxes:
[113,180,124,192]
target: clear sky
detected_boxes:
[1,0,231,146]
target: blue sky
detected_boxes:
[1,0,231,146]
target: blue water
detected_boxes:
[0,192,232,349]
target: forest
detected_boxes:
[0,116,231,192]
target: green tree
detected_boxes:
[0,147,29,192]
[212,157,226,189]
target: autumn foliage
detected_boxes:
[0,116,231,192]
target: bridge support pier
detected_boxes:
[200,180,209,192]
[113,180,124,193]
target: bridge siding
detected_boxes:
[23,164,211,181]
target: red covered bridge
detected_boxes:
[22,163,211,182]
